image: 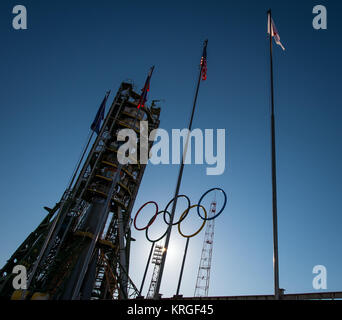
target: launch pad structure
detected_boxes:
[0,78,341,301]
[0,81,161,300]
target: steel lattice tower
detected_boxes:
[194,200,216,297]
[0,81,161,300]
[146,243,164,299]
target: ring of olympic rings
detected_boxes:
[133,201,158,231]
[177,205,207,238]
[133,188,227,240]
[145,210,171,243]
[163,195,191,226]
[197,188,227,221]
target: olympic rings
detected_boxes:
[133,188,227,241]
[197,188,227,221]
[145,210,171,243]
[163,195,191,226]
[133,201,159,231]
[177,205,207,238]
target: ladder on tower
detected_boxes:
[194,200,216,297]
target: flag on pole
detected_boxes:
[91,91,110,134]
[137,66,154,109]
[200,40,208,81]
[267,14,285,51]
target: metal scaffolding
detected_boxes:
[0,82,161,300]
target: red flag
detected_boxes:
[200,40,208,81]
[267,14,285,51]
[137,66,154,109]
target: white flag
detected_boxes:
[267,14,285,51]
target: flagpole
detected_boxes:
[268,9,280,300]
[153,40,208,299]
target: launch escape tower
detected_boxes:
[0,82,161,300]
[194,200,216,297]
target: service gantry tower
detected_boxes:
[0,81,161,300]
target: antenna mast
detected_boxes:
[194,200,216,297]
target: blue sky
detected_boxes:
[0,0,341,298]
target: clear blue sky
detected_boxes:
[0,0,341,298]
